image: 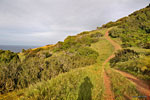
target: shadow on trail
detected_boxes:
[77,76,93,100]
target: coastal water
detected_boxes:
[0,45,39,52]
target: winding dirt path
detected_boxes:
[103,30,121,100]
[104,30,150,100]
[103,68,114,100]
[105,30,122,51]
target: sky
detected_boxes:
[0,0,149,46]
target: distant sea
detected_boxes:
[0,45,40,52]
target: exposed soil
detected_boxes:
[103,30,121,100]
[103,70,114,100]
[104,30,122,51]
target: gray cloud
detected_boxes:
[0,0,149,46]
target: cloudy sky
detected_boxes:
[0,0,149,46]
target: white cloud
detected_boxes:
[0,0,149,45]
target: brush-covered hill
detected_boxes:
[0,30,103,94]
[100,4,150,49]
[0,4,150,100]
[101,5,150,80]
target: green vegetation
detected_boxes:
[110,49,150,80]
[0,50,20,93]
[108,7,150,48]
[106,5,150,81]
[18,66,103,100]
[0,30,103,94]
[53,31,103,52]
[110,49,139,67]
[18,34,114,100]
[0,50,19,63]
[0,30,114,100]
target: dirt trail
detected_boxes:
[104,30,150,99]
[104,30,122,51]
[103,30,122,100]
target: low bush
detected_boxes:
[110,49,139,67]
[0,50,19,63]
[110,49,150,80]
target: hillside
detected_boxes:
[0,5,150,100]
[103,5,150,81]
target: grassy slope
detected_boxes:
[0,29,142,100]
[107,6,150,80]
[0,29,113,100]
[18,36,113,100]
[106,6,150,81]
[109,32,150,80]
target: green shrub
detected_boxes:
[90,32,103,38]
[108,7,150,48]
[110,48,150,80]
[109,28,124,38]
[0,50,19,63]
[110,49,139,67]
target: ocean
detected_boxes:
[0,45,40,52]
